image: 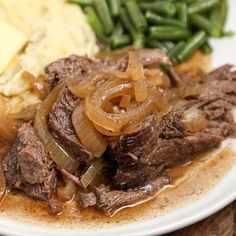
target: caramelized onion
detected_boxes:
[34,83,79,173]
[80,158,104,188]
[94,122,139,137]
[119,95,132,108]
[70,70,114,98]
[72,105,107,158]
[84,79,160,132]
[182,106,207,133]
[144,69,167,88]
[70,82,95,98]
[127,51,144,81]
[133,79,147,102]
[22,71,49,99]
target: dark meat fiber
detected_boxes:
[109,65,236,190]
[45,55,96,88]
[45,54,236,215]
[2,123,57,200]
[80,176,170,216]
[81,65,236,215]
[48,85,94,166]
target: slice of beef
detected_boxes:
[48,85,94,166]
[109,65,236,190]
[79,176,169,216]
[2,123,57,200]
[45,55,97,88]
[109,107,225,190]
[106,48,171,71]
[45,49,171,87]
[198,64,236,122]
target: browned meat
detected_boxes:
[48,85,94,166]
[116,48,171,71]
[2,123,57,200]
[45,49,171,87]
[198,64,236,121]
[109,65,236,190]
[109,106,226,190]
[168,205,234,236]
[79,176,169,216]
[45,55,96,88]
[48,200,63,215]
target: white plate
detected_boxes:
[1,1,236,235]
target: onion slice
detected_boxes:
[72,105,107,158]
[80,158,104,188]
[133,79,147,103]
[84,79,159,132]
[70,70,114,98]
[182,106,207,133]
[119,95,132,108]
[127,51,144,82]
[34,83,79,173]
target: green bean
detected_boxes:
[112,22,123,36]
[119,7,136,38]
[145,11,186,28]
[149,26,191,41]
[140,2,176,17]
[178,0,195,3]
[84,7,105,40]
[220,0,228,27]
[125,1,147,31]
[176,3,187,26]
[167,41,186,62]
[70,0,93,6]
[108,0,120,17]
[133,33,145,48]
[222,31,234,37]
[188,0,220,14]
[201,42,213,54]
[162,41,175,51]
[189,14,221,38]
[146,39,167,51]
[111,35,131,49]
[178,31,207,62]
[94,0,114,35]
[210,7,222,36]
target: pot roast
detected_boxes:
[2,49,236,216]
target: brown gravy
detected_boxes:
[0,144,235,230]
[0,51,231,229]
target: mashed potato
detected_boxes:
[0,0,98,112]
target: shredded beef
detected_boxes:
[108,65,236,190]
[80,176,170,216]
[45,55,96,88]
[2,123,57,200]
[48,85,94,166]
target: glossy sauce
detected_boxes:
[0,144,235,230]
[0,51,229,229]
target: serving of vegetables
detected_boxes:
[70,0,231,63]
